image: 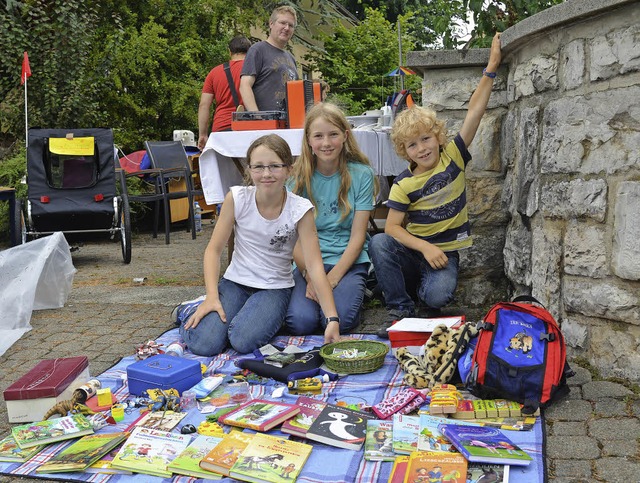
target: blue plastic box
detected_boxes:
[126,354,202,396]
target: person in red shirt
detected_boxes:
[198,36,252,149]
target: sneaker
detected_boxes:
[376,309,415,339]
[170,304,180,325]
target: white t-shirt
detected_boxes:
[223,185,313,289]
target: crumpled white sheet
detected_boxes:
[0,232,76,356]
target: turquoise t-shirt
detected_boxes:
[289,162,375,266]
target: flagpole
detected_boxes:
[24,76,28,148]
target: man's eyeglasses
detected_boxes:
[276,20,296,29]
[248,164,287,173]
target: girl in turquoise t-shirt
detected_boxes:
[286,102,376,337]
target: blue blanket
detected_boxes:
[0,330,545,482]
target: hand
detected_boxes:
[324,322,341,344]
[184,297,226,330]
[304,275,319,302]
[422,243,449,270]
[326,271,341,290]
[197,134,209,151]
[487,32,502,71]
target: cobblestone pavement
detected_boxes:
[1,222,639,482]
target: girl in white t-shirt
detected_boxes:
[180,134,340,356]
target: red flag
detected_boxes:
[21,51,31,85]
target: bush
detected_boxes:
[0,144,27,244]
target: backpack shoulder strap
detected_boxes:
[223,62,240,108]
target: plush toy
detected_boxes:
[395,322,478,389]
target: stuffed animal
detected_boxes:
[395,322,478,389]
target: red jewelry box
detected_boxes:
[387,316,465,355]
[3,356,91,423]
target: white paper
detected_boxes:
[386,316,463,333]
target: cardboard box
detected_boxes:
[388,316,465,355]
[4,356,90,423]
[126,354,202,396]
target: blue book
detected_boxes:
[438,423,532,466]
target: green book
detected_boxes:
[0,435,43,462]
[167,434,223,479]
[11,414,94,449]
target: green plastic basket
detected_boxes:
[320,340,389,374]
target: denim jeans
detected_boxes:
[179,278,292,356]
[369,233,459,314]
[284,263,368,335]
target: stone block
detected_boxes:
[560,39,585,90]
[530,220,562,315]
[503,216,532,287]
[467,112,503,173]
[612,182,640,280]
[564,278,640,324]
[564,220,609,278]
[467,177,509,225]
[562,317,590,349]
[590,24,640,81]
[540,179,607,221]
[513,54,558,99]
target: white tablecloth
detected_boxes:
[199,128,407,205]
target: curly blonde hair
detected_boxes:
[290,102,374,221]
[391,106,448,171]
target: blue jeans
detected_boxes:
[179,278,292,356]
[369,233,459,314]
[284,263,368,335]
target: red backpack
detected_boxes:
[465,295,573,414]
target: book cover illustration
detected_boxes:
[363,419,395,461]
[468,462,510,483]
[134,410,187,432]
[199,430,254,476]
[403,450,467,483]
[167,434,223,480]
[388,455,409,483]
[306,403,373,451]
[230,433,312,483]
[110,426,191,477]
[36,431,128,473]
[417,414,480,453]
[84,446,132,475]
[280,396,326,438]
[0,435,43,462]
[220,399,299,432]
[198,381,252,411]
[439,424,532,466]
[11,413,94,449]
[391,414,420,455]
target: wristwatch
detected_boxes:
[326,316,340,325]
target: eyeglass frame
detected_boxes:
[247,163,288,173]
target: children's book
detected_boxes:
[110,426,191,477]
[280,396,326,438]
[84,446,132,475]
[229,432,313,483]
[199,381,252,411]
[364,419,395,461]
[391,414,420,455]
[11,413,94,449]
[403,450,468,483]
[199,430,254,476]
[305,402,374,451]
[388,455,409,483]
[0,435,43,462]
[438,424,533,466]
[219,399,300,432]
[36,431,129,473]
[468,462,510,483]
[417,414,480,453]
[134,410,187,432]
[167,434,224,480]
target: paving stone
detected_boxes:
[601,439,640,457]
[588,417,640,440]
[550,421,587,436]
[545,398,594,421]
[582,380,633,399]
[547,435,600,459]
[552,459,592,479]
[594,398,629,417]
[595,457,640,483]
[567,365,593,386]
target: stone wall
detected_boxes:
[407,0,640,380]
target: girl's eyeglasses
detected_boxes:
[248,164,287,173]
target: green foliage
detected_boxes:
[0,144,27,243]
[305,8,419,114]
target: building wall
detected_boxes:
[407,0,640,380]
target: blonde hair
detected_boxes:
[270,5,297,25]
[391,106,448,171]
[290,102,375,221]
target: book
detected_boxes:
[36,431,128,473]
[460,416,537,432]
[199,381,252,409]
[11,413,94,449]
[219,399,300,432]
[110,426,191,477]
[391,414,420,455]
[134,410,187,431]
[199,430,254,476]
[438,424,533,466]
[403,450,468,483]
[84,446,132,475]
[264,352,296,367]
[0,435,43,462]
[167,434,224,480]
[388,455,409,483]
[417,414,480,452]
[280,396,326,438]
[305,402,373,451]
[364,419,395,461]
[468,462,510,482]
[229,432,313,483]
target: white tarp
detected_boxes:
[0,232,76,356]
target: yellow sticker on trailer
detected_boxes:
[49,136,95,156]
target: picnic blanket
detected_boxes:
[0,329,546,482]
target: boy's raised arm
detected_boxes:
[460,32,502,147]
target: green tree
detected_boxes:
[306,7,420,115]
